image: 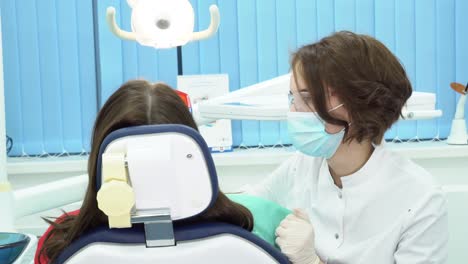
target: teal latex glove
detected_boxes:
[227,193,291,248]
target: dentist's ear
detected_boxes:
[127,0,139,8]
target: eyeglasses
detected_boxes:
[288,91,294,106]
[288,91,313,112]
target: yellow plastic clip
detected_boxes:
[96,152,135,228]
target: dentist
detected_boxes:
[250,31,448,264]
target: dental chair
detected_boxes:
[55,124,290,264]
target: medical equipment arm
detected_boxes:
[191,74,442,126]
[275,209,321,264]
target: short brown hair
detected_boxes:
[291,31,412,145]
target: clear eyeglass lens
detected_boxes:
[288,92,294,107]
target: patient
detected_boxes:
[35,80,290,264]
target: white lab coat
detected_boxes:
[250,145,449,264]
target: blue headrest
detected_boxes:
[95,124,220,221]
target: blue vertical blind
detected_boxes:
[2,0,468,155]
[1,0,97,156]
[167,0,468,145]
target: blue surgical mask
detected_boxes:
[287,105,346,159]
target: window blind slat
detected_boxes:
[16,0,44,154]
[77,0,98,152]
[37,0,65,154]
[415,0,438,140]
[257,0,279,146]
[57,1,85,152]
[395,0,417,140]
[2,0,24,156]
[217,0,243,146]
[237,0,260,146]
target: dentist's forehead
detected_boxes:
[290,71,308,93]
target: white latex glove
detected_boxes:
[275,209,320,264]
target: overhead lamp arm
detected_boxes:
[191,5,220,42]
[106,7,137,41]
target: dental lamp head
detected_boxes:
[106,0,220,49]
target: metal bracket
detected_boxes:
[132,208,175,248]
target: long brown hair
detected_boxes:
[38,80,253,263]
[292,31,412,145]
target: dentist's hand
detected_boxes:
[275,209,320,264]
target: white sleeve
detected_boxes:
[394,188,449,264]
[245,155,297,205]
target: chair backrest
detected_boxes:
[57,125,290,264]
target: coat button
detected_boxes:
[335,233,339,239]
[338,193,343,199]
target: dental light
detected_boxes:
[106,0,220,49]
